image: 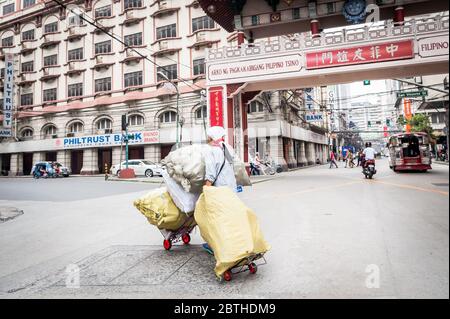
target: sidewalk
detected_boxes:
[433,160,449,166]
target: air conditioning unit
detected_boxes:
[126,49,135,57]
[66,133,75,137]
[52,134,58,139]
[69,62,75,70]
[96,56,103,64]
[43,68,50,75]
[105,129,113,134]
[196,32,206,42]
[69,28,76,35]
[159,41,168,50]
[20,74,26,81]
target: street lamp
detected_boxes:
[157,71,180,149]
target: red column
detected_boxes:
[311,20,320,38]
[394,6,405,26]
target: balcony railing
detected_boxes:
[40,67,60,81]
[18,72,37,86]
[151,38,181,57]
[40,33,62,48]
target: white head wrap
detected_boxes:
[206,126,226,142]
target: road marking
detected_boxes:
[372,180,449,196]
[271,180,363,199]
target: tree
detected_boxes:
[397,114,435,139]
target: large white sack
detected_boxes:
[162,170,200,213]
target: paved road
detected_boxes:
[0,158,448,299]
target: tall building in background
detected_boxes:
[0,0,328,175]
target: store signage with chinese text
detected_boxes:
[57,131,159,149]
[306,40,414,70]
[209,87,224,127]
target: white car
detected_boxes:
[111,160,163,177]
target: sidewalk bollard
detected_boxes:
[105,163,109,181]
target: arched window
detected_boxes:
[21,128,33,139]
[68,121,84,134]
[159,111,177,124]
[96,118,112,130]
[195,106,207,119]
[43,125,57,138]
[128,114,144,126]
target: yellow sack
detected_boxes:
[194,186,270,278]
[134,187,194,231]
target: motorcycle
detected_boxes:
[362,160,377,179]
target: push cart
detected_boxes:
[220,253,267,282]
[160,214,196,251]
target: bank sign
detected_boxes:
[305,112,324,123]
[2,53,14,136]
[56,130,160,149]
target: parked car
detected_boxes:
[111,160,163,177]
[31,161,71,178]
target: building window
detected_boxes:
[68,83,83,97]
[95,40,112,54]
[193,58,205,76]
[21,61,34,72]
[157,64,177,81]
[1,36,13,47]
[128,114,144,126]
[195,105,207,119]
[68,48,83,61]
[20,93,33,106]
[23,0,35,9]
[192,16,215,33]
[160,111,177,124]
[124,0,142,10]
[69,13,85,27]
[251,15,259,26]
[0,68,4,78]
[124,71,142,88]
[94,5,112,18]
[43,54,58,67]
[43,88,57,102]
[156,24,176,40]
[248,101,264,113]
[44,21,58,34]
[3,3,15,15]
[21,128,33,139]
[124,32,142,47]
[96,118,112,130]
[69,122,83,133]
[21,29,35,41]
[292,8,300,20]
[44,125,57,138]
[95,77,112,92]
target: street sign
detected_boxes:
[397,91,428,98]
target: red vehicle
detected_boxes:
[387,132,432,172]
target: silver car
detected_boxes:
[111,160,162,177]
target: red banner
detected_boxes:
[306,40,414,70]
[209,87,224,127]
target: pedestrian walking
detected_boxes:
[329,150,338,169]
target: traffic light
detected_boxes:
[121,114,128,131]
[363,80,371,86]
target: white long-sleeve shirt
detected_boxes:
[203,143,237,192]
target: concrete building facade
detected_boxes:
[0,0,327,176]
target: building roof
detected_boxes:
[418,100,449,111]
[197,0,240,33]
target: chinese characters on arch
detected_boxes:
[306,40,414,69]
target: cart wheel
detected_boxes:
[248,263,258,274]
[163,239,172,251]
[182,233,191,245]
[223,271,232,282]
